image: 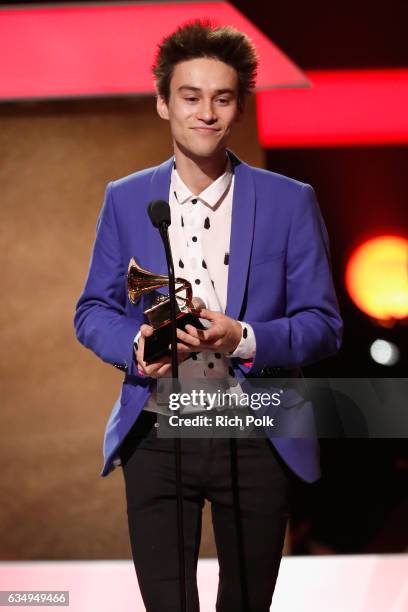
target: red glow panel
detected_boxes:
[256,69,408,147]
[0,2,307,100]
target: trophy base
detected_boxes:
[144,313,205,364]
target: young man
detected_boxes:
[75,20,342,612]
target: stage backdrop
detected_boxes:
[0,94,264,559]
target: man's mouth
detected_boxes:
[191,127,219,132]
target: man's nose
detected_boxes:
[196,101,217,123]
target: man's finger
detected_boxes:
[197,325,221,343]
[142,355,171,376]
[173,342,194,353]
[155,363,172,377]
[140,324,154,337]
[184,324,200,337]
[176,327,201,346]
[197,308,219,321]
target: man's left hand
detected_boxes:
[175,308,242,355]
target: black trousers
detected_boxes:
[119,410,293,612]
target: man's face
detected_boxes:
[156,57,242,160]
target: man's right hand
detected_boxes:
[135,324,190,378]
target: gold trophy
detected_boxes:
[127,257,205,363]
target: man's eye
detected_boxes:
[217,98,229,104]
[186,97,197,102]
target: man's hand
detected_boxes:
[175,309,242,355]
[135,324,189,378]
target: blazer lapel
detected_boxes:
[144,151,256,319]
[145,156,174,278]
[225,151,256,320]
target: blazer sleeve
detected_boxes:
[74,182,144,375]
[246,183,343,372]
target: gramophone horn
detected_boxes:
[127,257,193,306]
[127,257,170,305]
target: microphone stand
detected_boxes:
[158,222,187,612]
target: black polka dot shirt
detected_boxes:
[141,155,256,415]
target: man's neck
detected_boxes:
[173,147,229,195]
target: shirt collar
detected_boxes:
[171,155,233,210]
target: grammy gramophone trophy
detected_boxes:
[127,257,205,363]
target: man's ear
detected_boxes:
[156,95,169,120]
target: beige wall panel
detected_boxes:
[0,96,264,559]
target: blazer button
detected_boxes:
[113,362,127,372]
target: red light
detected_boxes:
[257,69,408,147]
[0,3,307,100]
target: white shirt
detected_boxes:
[137,154,256,415]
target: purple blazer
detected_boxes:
[74,150,343,482]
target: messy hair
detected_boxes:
[152,19,258,111]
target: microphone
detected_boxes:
[147,198,188,612]
[148,199,171,228]
[146,199,177,376]
[145,200,208,363]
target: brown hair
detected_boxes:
[152,19,258,111]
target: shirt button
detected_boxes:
[191,198,197,204]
